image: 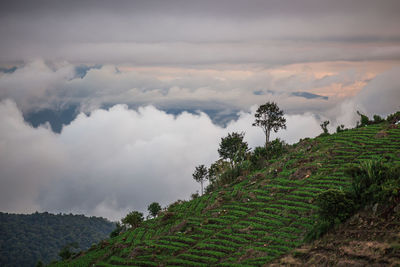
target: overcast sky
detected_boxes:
[0,0,399,221]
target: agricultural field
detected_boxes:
[50,123,400,266]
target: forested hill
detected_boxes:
[0,212,115,267]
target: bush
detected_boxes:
[386,111,400,124]
[356,111,371,127]
[191,192,199,200]
[336,124,346,133]
[219,165,242,185]
[122,211,144,228]
[250,139,288,169]
[268,138,288,158]
[58,242,79,260]
[304,220,332,243]
[110,222,125,238]
[306,160,400,242]
[373,114,384,123]
[315,189,355,224]
[347,160,400,205]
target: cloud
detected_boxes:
[0,100,64,213]
[355,67,400,116]
[291,92,328,100]
[0,60,75,112]
[0,1,399,64]
[0,59,378,118]
[0,99,322,220]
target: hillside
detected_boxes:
[0,212,115,267]
[270,204,400,266]
[50,122,400,266]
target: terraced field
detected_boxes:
[51,123,400,266]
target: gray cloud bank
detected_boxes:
[2,60,395,122]
[1,0,400,65]
[0,60,399,137]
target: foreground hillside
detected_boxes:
[0,212,114,267]
[52,123,400,266]
[270,204,400,266]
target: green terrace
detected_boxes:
[51,122,400,266]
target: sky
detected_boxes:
[0,0,399,221]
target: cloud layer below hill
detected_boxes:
[0,99,323,220]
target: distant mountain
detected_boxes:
[0,212,115,267]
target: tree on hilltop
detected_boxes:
[252,102,286,148]
[192,164,208,195]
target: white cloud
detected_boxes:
[0,100,64,213]
[0,100,322,220]
[355,67,400,117]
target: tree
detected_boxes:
[252,102,286,148]
[122,211,144,228]
[148,202,161,218]
[356,111,370,127]
[58,242,79,260]
[192,164,208,195]
[218,132,249,167]
[320,120,330,135]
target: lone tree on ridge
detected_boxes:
[253,102,286,148]
[192,164,208,195]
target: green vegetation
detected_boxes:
[147,202,162,218]
[319,120,330,136]
[193,164,208,195]
[252,101,286,148]
[0,212,114,267]
[49,111,400,266]
[218,132,249,167]
[121,211,144,229]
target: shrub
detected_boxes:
[336,124,346,133]
[315,189,355,223]
[110,222,125,238]
[219,165,242,185]
[304,220,332,243]
[356,111,371,127]
[250,139,288,169]
[58,242,79,260]
[306,160,400,242]
[267,138,288,158]
[373,114,384,123]
[250,146,268,169]
[122,211,144,228]
[347,160,400,205]
[191,192,200,200]
[386,111,400,124]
